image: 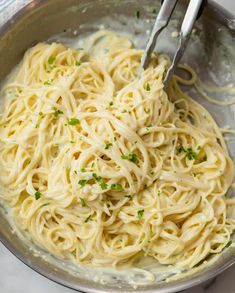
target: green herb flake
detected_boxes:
[39,112,44,116]
[75,60,81,66]
[225,240,233,248]
[137,209,144,219]
[105,142,113,150]
[70,140,75,144]
[121,153,138,164]
[136,10,140,19]
[185,148,198,160]
[111,183,123,191]
[177,145,199,160]
[92,173,107,190]
[68,118,80,126]
[125,195,132,199]
[84,215,92,223]
[157,190,161,196]
[54,109,63,117]
[192,172,197,177]
[153,8,157,14]
[109,101,114,106]
[44,80,52,86]
[92,173,100,180]
[81,168,86,172]
[78,179,87,187]
[100,181,108,190]
[35,191,41,200]
[146,83,151,91]
[48,56,56,65]
[80,197,87,207]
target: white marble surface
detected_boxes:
[0,1,235,293]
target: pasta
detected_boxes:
[0,30,234,270]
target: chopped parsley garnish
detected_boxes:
[111,183,123,191]
[78,179,87,187]
[75,60,81,66]
[192,172,198,177]
[54,109,63,117]
[70,140,75,144]
[39,112,44,116]
[121,153,138,164]
[105,142,113,150]
[109,101,114,106]
[48,56,56,65]
[136,10,140,19]
[68,118,80,125]
[146,83,151,91]
[177,145,200,160]
[84,215,92,223]
[225,240,232,248]
[185,148,198,160]
[44,80,52,86]
[92,173,108,190]
[92,173,100,180]
[81,168,86,172]
[125,195,132,199]
[153,8,157,14]
[35,191,41,200]
[80,197,87,207]
[100,181,108,190]
[157,190,161,196]
[137,209,144,219]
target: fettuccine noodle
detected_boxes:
[0,31,234,270]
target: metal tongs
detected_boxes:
[140,0,205,86]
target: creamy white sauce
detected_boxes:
[0,8,235,289]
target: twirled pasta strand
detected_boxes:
[0,31,234,270]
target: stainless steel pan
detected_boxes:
[0,1,234,292]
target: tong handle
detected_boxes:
[164,0,204,85]
[139,0,178,72]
